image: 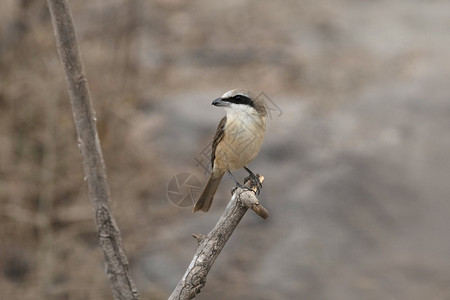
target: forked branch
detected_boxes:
[169,175,268,299]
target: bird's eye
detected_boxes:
[230,94,253,106]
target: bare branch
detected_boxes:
[169,175,268,299]
[46,1,139,299]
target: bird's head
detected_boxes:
[212,88,267,117]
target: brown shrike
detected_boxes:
[193,89,267,212]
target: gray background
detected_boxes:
[1,0,450,299]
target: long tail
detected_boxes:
[193,172,224,212]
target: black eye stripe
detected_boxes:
[224,95,254,106]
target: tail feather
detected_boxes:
[193,172,224,212]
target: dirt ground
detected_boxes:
[1,0,450,299]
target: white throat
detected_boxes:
[224,103,266,131]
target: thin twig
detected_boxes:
[46,1,139,299]
[169,175,268,299]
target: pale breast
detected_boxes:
[214,113,265,171]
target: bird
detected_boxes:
[193,88,267,212]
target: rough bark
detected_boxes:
[169,176,268,299]
[46,1,139,299]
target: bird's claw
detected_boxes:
[232,182,256,195]
[229,169,262,195]
[244,174,262,195]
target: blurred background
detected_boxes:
[1,0,450,299]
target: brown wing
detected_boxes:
[211,116,227,169]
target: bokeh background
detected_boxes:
[1,0,450,299]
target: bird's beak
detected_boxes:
[212,98,230,107]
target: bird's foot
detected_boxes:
[228,169,262,195]
[231,183,255,195]
[244,174,262,195]
[243,166,263,194]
